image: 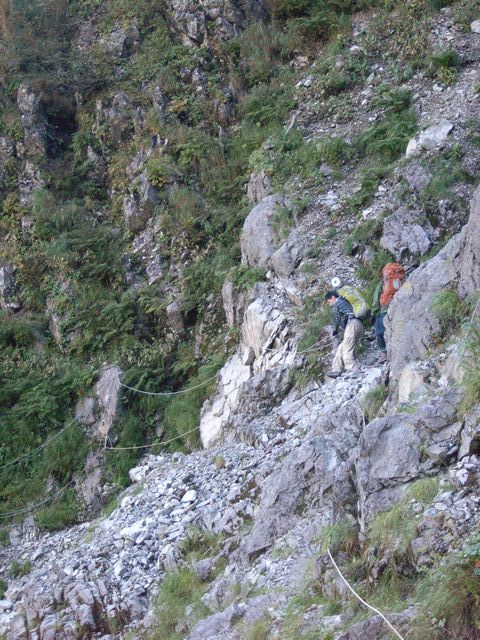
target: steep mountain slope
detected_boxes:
[2,0,480,638]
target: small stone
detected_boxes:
[182,489,198,503]
[471,19,480,34]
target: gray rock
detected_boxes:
[76,604,95,631]
[0,261,18,310]
[240,195,284,267]
[355,392,461,524]
[193,558,215,582]
[271,231,302,279]
[18,160,45,206]
[406,121,453,157]
[459,406,480,459]
[105,19,139,58]
[336,609,413,639]
[123,195,150,232]
[397,363,430,402]
[166,301,184,333]
[80,366,123,438]
[402,161,432,192]
[471,20,480,34]
[96,93,134,147]
[380,206,434,259]
[247,170,272,204]
[38,614,58,640]
[131,223,163,285]
[186,603,246,640]
[16,83,47,157]
[172,0,267,46]
[222,280,247,328]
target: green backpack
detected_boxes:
[338,285,370,320]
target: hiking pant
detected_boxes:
[375,312,387,351]
[332,319,364,372]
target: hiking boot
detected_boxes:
[326,370,342,379]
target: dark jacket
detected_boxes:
[332,296,355,333]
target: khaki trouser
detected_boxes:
[332,319,364,372]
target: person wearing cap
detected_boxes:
[324,289,364,378]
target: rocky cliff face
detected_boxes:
[2,0,480,639]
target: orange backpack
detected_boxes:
[380,263,405,307]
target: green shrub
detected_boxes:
[347,164,392,214]
[316,521,359,555]
[367,477,438,561]
[421,156,466,204]
[428,47,461,70]
[430,289,470,340]
[361,383,388,421]
[36,489,80,531]
[162,355,225,449]
[0,579,7,598]
[229,22,298,87]
[178,527,225,563]
[356,110,417,161]
[245,618,270,640]
[10,559,32,578]
[241,72,295,128]
[106,414,146,487]
[229,265,266,291]
[460,324,480,412]
[413,535,480,640]
[298,305,332,351]
[151,567,210,640]
[372,84,412,114]
[318,136,352,167]
[343,218,383,256]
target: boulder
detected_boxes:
[241,297,287,360]
[104,19,140,59]
[355,391,462,525]
[77,367,123,439]
[94,366,123,437]
[387,185,480,383]
[166,301,184,333]
[123,195,150,233]
[405,121,453,158]
[199,353,251,447]
[271,231,302,279]
[171,0,267,46]
[397,363,430,402]
[96,93,134,147]
[471,20,480,34]
[18,160,45,206]
[380,206,434,259]
[0,261,18,310]
[240,195,284,267]
[78,451,107,509]
[222,280,247,328]
[131,223,163,285]
[246,170,272,204]
[16,83,47,157]
[402,161,432,192]
[336,610,414,640]
[186,603,246,640]
[459,406,480,459]
[239,405,364,561]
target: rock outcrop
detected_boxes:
[387,184,480,383]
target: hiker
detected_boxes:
[371,262,406,363]
[324,287,367,378]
